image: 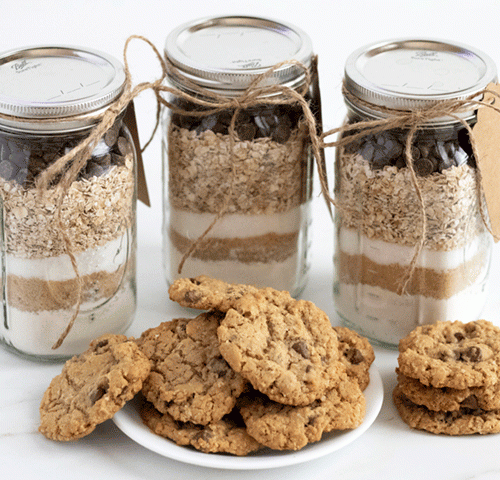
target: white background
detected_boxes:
[2,1,500,479]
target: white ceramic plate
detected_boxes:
[112,364,384,470]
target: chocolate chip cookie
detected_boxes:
[217,288,343,406]
[397,370,500,412]
[168,275,259,312]
[334,326,375,391]
[140,399,262,456]
[393,385,500,435]
[397,320,500,389]
[239,371,366,450]
[169,276,343,406]
[39,334,151,441]
[136,311,247,425]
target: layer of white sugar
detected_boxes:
[6,232,129,281]
[169,206,305,239]
[168,244,306,294]
[334,272,489,347]
[0,282,135,358]
[338,227,487,270]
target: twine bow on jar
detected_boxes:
[152,48,328,275]
[322,82,500,294]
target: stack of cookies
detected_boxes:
[139,275,374,453]
[38,275,375,455]
[394,319,500,435]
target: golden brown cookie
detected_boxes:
[398,320,500,389]
[39,334,151,441]
[140,399,262,456]
[396,370,500,412]
[239,372,366,450]
[217,287,343,406]
[393,385,500,435]
[168,275,259,312]
[136,311,247,425]
[334,326,375,391]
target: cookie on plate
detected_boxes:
[140,399,262,456]
[334,326,374,391]
[393,385,500,435]
[396,369,500,412]
[239,371,366,450]
[136,311,247,425]
[217,287,343,406]
[39,334,151,441]
[168,275,259,312]
[397,320,500,389]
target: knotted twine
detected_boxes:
[0,36,325,349]
[321,82,500,295]
[154,55,328,274]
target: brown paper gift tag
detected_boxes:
[123,101,150,207]
[472,82,500,241]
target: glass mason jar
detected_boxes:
[333,39,497,347]
[162,16,318,296]
[0,46,137,360]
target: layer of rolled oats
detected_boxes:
[1,154,135,259]
[167,124,309,215]
[335,152,486,250]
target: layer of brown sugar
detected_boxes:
[336,250,487,300]
[169,228,299,263]
[6,265,126,312]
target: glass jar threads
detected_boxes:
[162,16,317,297]
[0,46,137,360]
[333,39,497,347]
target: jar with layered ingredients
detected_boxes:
[162,16,318,297]
[0,46,137,360]
[333,39,497,347]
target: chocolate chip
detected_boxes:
[307,415,318,426]
[410,145,421,161]
[456,346,483,363]
[236,123,257,141]
[94,339,109,349]
[414,157,436,176]
[359,132,404,169]
[454,332,465,342]
[209,356,230,378]
[271,123,292,143]
[461,395,479,410]
[104,124,120,147]
[89,382,108,405]
[345,347,364,365]
[292,340,310,359]
[194,429,213,442]
[116,136,130,156]
[184,290,202,304]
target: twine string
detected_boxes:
[322,83,500,294]
[2,34,499,348]
[154,55,327,273]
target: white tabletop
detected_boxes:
[2,1,500,479]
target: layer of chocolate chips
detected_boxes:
[169,98,304,144]
[0,119,129,188]
[342,125,474,176]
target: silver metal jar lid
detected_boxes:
[0,45,126,133]
[344,38,497,121]
[164,16,313,96]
